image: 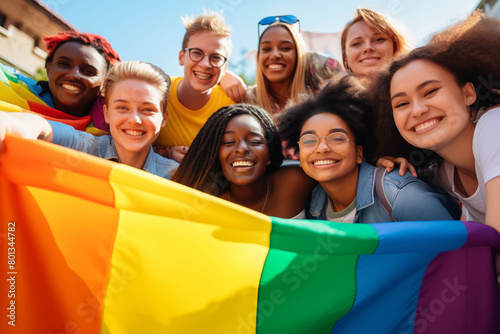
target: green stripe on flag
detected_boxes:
[256,218,379,333]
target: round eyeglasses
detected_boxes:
[298,132,355,154]
[184,48,227,68]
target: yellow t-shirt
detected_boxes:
[155,77,235,147]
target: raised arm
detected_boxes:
[0,111,53,150]
[219,70,247,103]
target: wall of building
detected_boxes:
[0,0,74,76]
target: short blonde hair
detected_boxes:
[341,8,411,72]
[181,10,232,58]
[103,61,171,112]
[255,23,309,114]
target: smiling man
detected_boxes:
[154,11,235,163]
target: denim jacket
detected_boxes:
[306,162,461,223]
[49,121,179,179]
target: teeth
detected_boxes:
[268,64,284,69]
[194,72,212,80]
[62,84,79,91]
[415,119,439,132]
[124,130,145,136]
[313,160,336,166]
[232,161,255,167]
[360,58,379,64]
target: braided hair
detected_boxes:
[171,104,283,196]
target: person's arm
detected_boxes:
[153,145,188,163]
[219,70,247,103]
[376,156,417,177]
[391,179,460,221]
[0,111,53,150]
[485,177,500,233]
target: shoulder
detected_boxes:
[152,152,180,179]
[211,84,236,105]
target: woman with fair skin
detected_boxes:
[372,13,500,234]
[341,8,410,79]
[0,61,178,178]
[171,104,315,218]
[278,74,460,223]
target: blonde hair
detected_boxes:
[255,23,309,115]
[181,10,232,58]
[341,8,411,72]
[103,61,171,112]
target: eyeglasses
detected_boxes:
[298,132,355,154]
[258,15,300,37]
[183,48,227,68]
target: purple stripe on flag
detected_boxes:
[414,246,500,334]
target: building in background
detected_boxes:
[477,0,500,18]
[0,0,75,77]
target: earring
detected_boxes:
[267,160,271,165]
[467,99,470,103]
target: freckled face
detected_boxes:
[345,21,394,77]
[219,114,269,186]
[390,59,475,152]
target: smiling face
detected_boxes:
[258,26,297,84]
[299,113,362,184]
[345,21,394,77]
[218,114,269,186]
[179,32,230,94]
[103,79,166,163]
[390,59,476,153]
[46,41,107,117]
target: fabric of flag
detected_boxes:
[1,135,499,334]
[0,63,105,134]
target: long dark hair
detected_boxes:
[171,104,283,196]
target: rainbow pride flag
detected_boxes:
[1,135,499,334]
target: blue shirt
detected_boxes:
[49,121,179,179]
[307,162,461,222]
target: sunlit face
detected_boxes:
[103,79,166,159]
[179,32,230,94]
[46,41,107,117]
[390,59,476,152]
[219,114,269,186]
[298,113,362,184]
[258,26,297,84]
[345,21,394,77]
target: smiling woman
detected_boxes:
[171,103,315,218]
[341,8,411,79]
[278,73,460,223]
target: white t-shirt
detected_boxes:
[439,107,500,224]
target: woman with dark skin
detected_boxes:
[171,103,315,218]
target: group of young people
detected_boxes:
[1,8,500,248]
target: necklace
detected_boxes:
[228,180,269,213]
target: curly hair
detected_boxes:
[171,104,283,196]
[278,73,376,163]
[341,8,411,73]
[370,11,500,178]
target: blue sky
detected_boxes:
[46,0,479,78]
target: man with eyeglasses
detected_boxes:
[154,11,235,163]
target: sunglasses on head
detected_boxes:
[258,15,300,37]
